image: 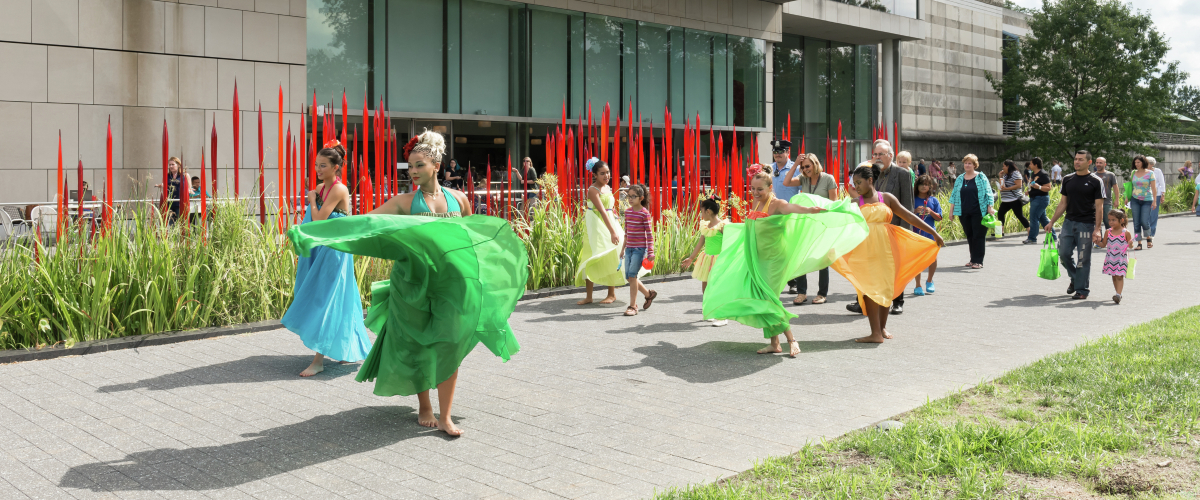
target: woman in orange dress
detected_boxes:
[832,162,945,343]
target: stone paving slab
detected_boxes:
[1,216,1199,500]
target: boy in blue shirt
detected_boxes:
[912,175,942,295]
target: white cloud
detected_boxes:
[1009,0,1200,86]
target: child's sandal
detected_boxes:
[624,306,638,316]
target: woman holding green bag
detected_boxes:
[945,154,995,269]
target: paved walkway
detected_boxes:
[2,217,1199,500]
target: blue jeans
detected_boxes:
[1130,198,1153,242]
[1027,196,1052,242]
[1149,194,1162,236]
[623,247,647,279]
[1058,220,1095,295]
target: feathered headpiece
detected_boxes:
[585,157,600,171]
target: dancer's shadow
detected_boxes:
[652,293,704,304]
[605,321,704,335]
[96,355,359,393]
[985,294,1072,309]
[518,297,626,323]
[790,313,864,326]
[58,406,433,491]
[1057,300,1110,310]
[600,341,782,383]
[1164,241,1199,246]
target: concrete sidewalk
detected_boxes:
[1,217,1198,500]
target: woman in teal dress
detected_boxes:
[287,130,528,437]
[281,142,373,377]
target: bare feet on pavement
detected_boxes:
[438,418,464,437]
[299,361,324,377]
[418,408,438,428]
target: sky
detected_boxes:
[1009,0,1200,87]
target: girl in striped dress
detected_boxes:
[1102,209,1133,304]
[620,184,657,316]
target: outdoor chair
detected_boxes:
[28,205,60,243]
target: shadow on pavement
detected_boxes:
[985,294,1073,309]
[59,406,431,491]
[605,320,704,335]
[599,341,783,382]
[1164,241,1199,245]
[96,355,359,393]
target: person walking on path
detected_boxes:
[681,196,728,326]
[769,139,803,294]
[996,159,1030,232]
[945,154,995,269]
[833,163,943,343]
[1192,173,1200,216]
[931,160,944,189]
[783,153,838,305]
[846,139,914,315]
[575,158,624,305]
[1101,210,1133,304]
[620,184,657,316]
[911,175,942,296]
[1128,155,1157,250]
[283,142,374,378]
[1024,157,1054,244]
[1148,156,1166,239]
[1094,157,1119,229]
[1048,150,1106,300]
[1051,161,1064,186]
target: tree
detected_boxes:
[1168,85,1200,135]
[987,0,1182,174]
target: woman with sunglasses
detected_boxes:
[783,153,838,305]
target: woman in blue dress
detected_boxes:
[281,141,373,377]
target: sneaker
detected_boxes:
[1022,239,1037,244]
[1113,294,1122,304]
[1067,283,1075,295]
[1072,292,1088,300]
[925,282,936,294]
[846,302,862,314]
[889,303,904,315]
[913,286,925,296]
[712,319,728,327]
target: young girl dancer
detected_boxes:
[287,130,527,437]
[911,175,942,296]
[620,184,657,316]
[281,142,373,377]
[1102,209,1133,304]
[682,196,729,326]
[704,165,868,358]
[576,158,624,305]
[833,163,944,343]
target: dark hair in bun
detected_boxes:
[318,145,347,167]
[853,162,883,182]
[699,196,720,215]
[591,159,609,174]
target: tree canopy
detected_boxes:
[987,0,1182,173]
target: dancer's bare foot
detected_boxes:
[299,361,324,377]
[882,329,894,340]
[854,335,885,343]
[757,344,782,354]
[418,408,438,428]
[599,295,618,304]
[577,298,594,305]
[788,341,800,358]
[438,417,464,437]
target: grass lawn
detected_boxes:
[656,306,1200,499]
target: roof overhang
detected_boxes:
[782,0,928,45]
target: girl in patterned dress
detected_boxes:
[1101,209,1133,304]
[681,196,729,326]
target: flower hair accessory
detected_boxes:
[746,163,765,177]
[322,139,341,150]
[585,157,600,171]
[402,136,420,161]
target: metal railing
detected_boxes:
[1153,132,1200,146]
[1002,121,1021,136]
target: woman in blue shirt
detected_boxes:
[945,154,995,269]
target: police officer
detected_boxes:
[770,139,804,294]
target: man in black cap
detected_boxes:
[769,139,803,295]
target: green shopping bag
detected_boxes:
[982,213,1003,237]
[1037,233,1060,280]
[1126,257,1136,280]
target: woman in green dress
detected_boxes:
[287,130,528,437]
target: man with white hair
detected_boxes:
[847,139,914,315]
[1094,157,1118,229]
[1148,156,1166,237]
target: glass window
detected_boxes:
[685,30,713,125]
[730,36,764,128]
[713,34,728,126]
[830,42,854,140]
[447,0,461,114]
[307,0,369,107]
[774,35,803,142]
[462,0,519,116]
[387,0,443,113]
[669,28,684,118]
[854,45,875,140]
[569,15,585,118]
[531,8,571,118]
[803,38,829,143]
[637,23,670,119]
[620,19,637,117]
[585,16,622,116]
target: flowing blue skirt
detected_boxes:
[281,211,373,362]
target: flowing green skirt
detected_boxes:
[702,194,869,337]
[287,214,529,397]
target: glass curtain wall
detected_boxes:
[773,34,877,148]
[307,0,370,106]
